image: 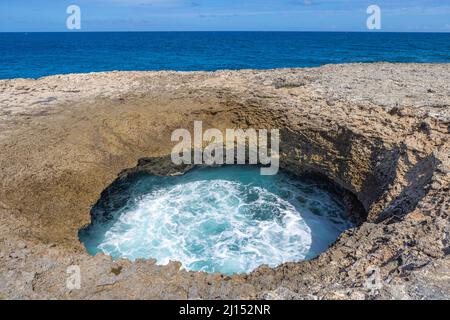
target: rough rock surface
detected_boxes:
[0,63,449,299]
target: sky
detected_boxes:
[0,0,449,32]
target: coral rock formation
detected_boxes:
[0,63,449,299]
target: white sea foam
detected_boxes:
[81,167,352,275]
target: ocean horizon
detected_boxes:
[1,31,449,80]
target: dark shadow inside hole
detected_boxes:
[79,164,365,275]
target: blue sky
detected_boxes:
[0,0,449,32]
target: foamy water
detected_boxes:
[80,166,352,275]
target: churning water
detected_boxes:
[79,166,352,275]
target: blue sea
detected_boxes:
[0,32,449,79]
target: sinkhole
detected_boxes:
[79,166,353,275]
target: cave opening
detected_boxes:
[79,165,356,275]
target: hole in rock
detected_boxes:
[79,166,353,275]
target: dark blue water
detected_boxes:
[0,32,449,79]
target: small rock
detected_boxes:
[111,266,122,276]
[419,121,432,134]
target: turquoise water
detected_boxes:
[79,166,352,275]
[1,32,449,79]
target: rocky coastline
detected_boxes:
[0,63,449,299]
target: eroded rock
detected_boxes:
[0,63,449,299]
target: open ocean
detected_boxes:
[0,32,449,79]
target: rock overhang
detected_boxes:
[0,63,449,299]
